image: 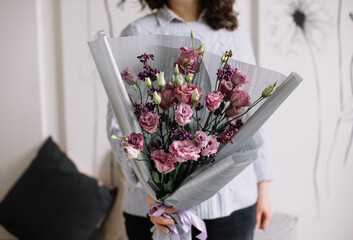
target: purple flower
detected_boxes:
[217,63,233,82]
[137,53,160,82]
[170,128,192,142]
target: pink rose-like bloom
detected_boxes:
[122,146,140,159]
[195,131,208,149]
[226,106,243,118]
[139,112,160,133]
[201,135,220,157]
[230,86,251,108]
[231,68,250,86]
[121,67,137,85]
[123,133,144,151]
[219,80,233,101]
[206,91,224,111]
[169,139,201,162]
[174,46,202,75]
[175,103,193,126]
[174,83,203,105]
[159,89,175,112]
[151,149,177,174]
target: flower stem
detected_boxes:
[135,82,143,103]
[173,162,182,180]
[192,115,203,130]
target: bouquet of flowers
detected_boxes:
[114,32,276,201]
[88,31,302,240]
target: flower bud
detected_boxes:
[192,89,200,102]
[190,30,194,39]
[110,135,118,140]
[177,75,184,86]
[183,58,189,66]
[174,64,179,75]
[134,84,138,91]
[153,91,162,105]
[262,82,277,98]
[186,73,194,83]
[198,42,205,52]
[221,55,226,63]
[121,67,137,85]
[171,75,175,83]
[156,72,165,88]
[145,77,152,88]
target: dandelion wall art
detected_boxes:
[267,0,330,214]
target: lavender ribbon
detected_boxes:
[149,203,207,240]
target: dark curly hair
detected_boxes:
[137,0,238,31]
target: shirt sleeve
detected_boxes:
[253,125,274,183]
[120,23,138,37]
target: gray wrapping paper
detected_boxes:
[88,32,302,240]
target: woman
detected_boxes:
[107,0,273,239]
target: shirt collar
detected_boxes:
[155,5,205,26]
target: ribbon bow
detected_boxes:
[149,203,207,240]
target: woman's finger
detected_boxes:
[261,212,272,229]
[255,211,262,229]
[151,215,174,225]
[150,218,170,234]
[164,206,178,214]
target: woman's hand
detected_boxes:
[147,194,178,234]
[255,181,273,230]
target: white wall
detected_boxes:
[258,0,353,239]
[1,0,352,239]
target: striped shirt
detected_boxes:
[107,5,273,219]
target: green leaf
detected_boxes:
[152,171,161,184]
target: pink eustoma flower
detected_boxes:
[174,46,202,75]
[175,103,193,126]
[174,83,203,105]
[230,86,251,108]
[195,131,208,149]
[219,80,233,101]
[139,112,160,133]
[151,149,177,174]
[123,133,144,151]
[121,67,137,85]
[169,139,201,162]
[201,135,220,157]
[206,91,224,111]
[231,68,249,86]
